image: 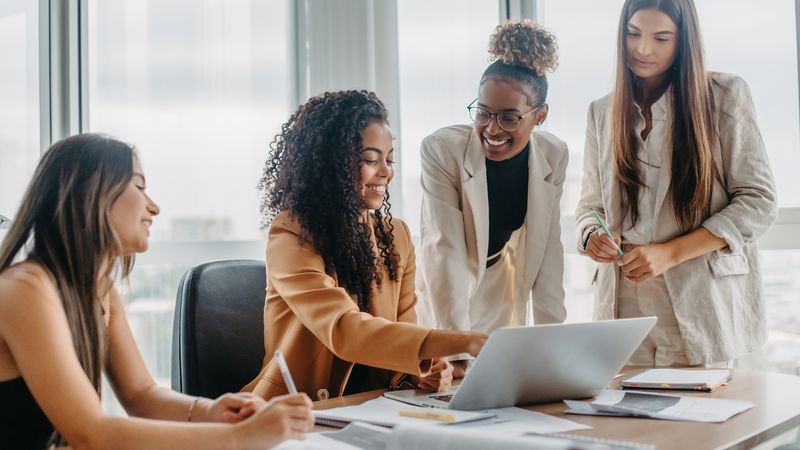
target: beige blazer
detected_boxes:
[575,73,778,364]
[418,124,568,333]
[242,212,431,401]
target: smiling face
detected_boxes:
[475,78,547,161]
[626,8,679,87]
[356,121,395,211]
[109,157,160,255]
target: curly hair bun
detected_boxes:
[488,19,558,76]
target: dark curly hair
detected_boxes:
[258,90,399,312]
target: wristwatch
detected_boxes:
[581,225,601,251]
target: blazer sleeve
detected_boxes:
[396,220,419,326]
[267,221,431,376]
[392,220,433,383]
[700,77,778,253]
[574,100,606,254]
[419,133,472,331]
[531,147,568,323]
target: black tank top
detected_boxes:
[0,377,54,449]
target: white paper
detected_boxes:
[321,423,390,449]
[387,424,580,450]
[454,406,591,435]
[565,389,753,423]
[315,397,494,428]
[272,432,365,449]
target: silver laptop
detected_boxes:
[385,317,656,411]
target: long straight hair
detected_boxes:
[612,0,715,232]
[0,134,135,441]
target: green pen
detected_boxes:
[593,211,624,257]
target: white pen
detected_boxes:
[274,350,298,395]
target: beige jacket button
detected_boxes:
[316,388,329,401]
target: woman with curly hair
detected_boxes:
[243,90,488,401]
[576,0,776,366]
[0,133,313,449]
[418,20,567,375]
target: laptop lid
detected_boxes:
[386,317,656,410]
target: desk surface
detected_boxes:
[313,367,800,450]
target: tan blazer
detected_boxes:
[418,124,568,333]
[575,73,778,364]
[242,212,432,401]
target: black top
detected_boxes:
[343,363,369,396]
[486,145,529,257]
[0,377,54,449]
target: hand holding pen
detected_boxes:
[586,212,624,263]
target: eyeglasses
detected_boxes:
[467,99,543,132]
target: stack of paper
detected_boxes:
[621,369,731,392]
[565,389,753,423]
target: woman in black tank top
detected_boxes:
[0,134,313,449]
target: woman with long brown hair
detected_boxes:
[0,133,313,449]
[576,0,777,366]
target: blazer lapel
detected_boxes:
[598,129,624,232]
[462,128,489,284]
[650,92,673,229]
[522,135,555,291]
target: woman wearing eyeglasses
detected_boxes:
[418,20,567,373]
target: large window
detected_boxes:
[0,0,39,224]
[397,1,501,234]
[86,0,291,412]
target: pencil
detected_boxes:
[593,211,625,257]
[274,350,298,395]
[398,409,457,423]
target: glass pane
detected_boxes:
[0,0,39,227]
[87,0,291,413]
[698,0,799,208]
[539,1,619,213]
[397,1,500,234]
[744,249,800,373]
[88,0,291,242]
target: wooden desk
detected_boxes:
[313,368,800,450]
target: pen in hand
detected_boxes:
[593,212,624,257]
[274,350,298,395]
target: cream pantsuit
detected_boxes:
[575,73,778,365]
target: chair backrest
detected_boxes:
[171,259,266,398]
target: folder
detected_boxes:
[621,369,732,392]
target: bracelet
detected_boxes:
[187,397,200,422]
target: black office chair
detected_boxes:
[171,259,267,399]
